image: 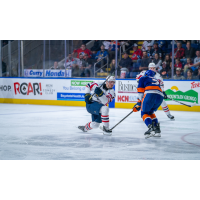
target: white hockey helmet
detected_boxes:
[148,62,156,69]
[106,75,116,83]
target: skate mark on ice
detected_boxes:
[181,132,200,148]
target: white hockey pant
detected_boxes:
[100,105,109,128]
[161,100,170,115]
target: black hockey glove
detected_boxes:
[163,91,168,99]
[84,93,92,104]
[94,87,103,97]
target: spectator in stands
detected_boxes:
[141,40,154,51]
[146,43,154,59]
[153,53,162,72]
[91,51,97,60]
[194,66,200,79]
[139,51,151,71]
[95,45,108,62]
[110,59,120,77]
[170,41,185,59]
[187,50,200,71]
[186,69,194,80]
[64,53,75,68]
[173,67,185,80]
[108,40,120,61]
[183,58,193,74]
[183,41,196,60]
[103,40,110,50]
[162,54,171,70]
[76,53,86,68]
[83,53,93,77]
[73,44,92,58]
[95,44,108,71]
[157,40,167,52]
[91,40,102,51]
[160,62,170,79]
[131,43,143,62]
[152,42,162,59]
[174,58,183,69]
[71,61,80,77]
[119,51,132,72]
[75,53,90,77]
[50,61,59,69]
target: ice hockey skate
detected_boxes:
[153,123,161,137]
[144,123,155,139]
[101,126,112,136]
[78,126,87,132]
[167,114,175,120]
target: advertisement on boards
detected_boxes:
[24,69,72,78]
[115,80,138,103]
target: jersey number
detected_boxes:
[152,78,159,85]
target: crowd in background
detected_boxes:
[58,40,200,80]
[1,40,200,80]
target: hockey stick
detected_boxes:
[167,97,196,107]
[89,75,111,100]
[110,110,133,131]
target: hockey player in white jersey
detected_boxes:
[136,63,175,120]
[78,76,116,136]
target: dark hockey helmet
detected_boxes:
[144,70,156,77]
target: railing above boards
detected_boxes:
[94,56,109,78]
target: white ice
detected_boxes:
[0,104,200,160]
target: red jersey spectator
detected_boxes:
[73,44,92,58]
[174,58,183,69]
[170,41,185,59]
[131,44,143,61]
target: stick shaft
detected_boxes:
[89,75,111,100]
[167,97,192,107]
[110,111,133,130]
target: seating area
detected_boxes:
[74,40,200,80]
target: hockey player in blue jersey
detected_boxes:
[78,76,116,136]
[133,70,164,138]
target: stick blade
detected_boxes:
[190,102,197,107]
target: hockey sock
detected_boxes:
[84,122,100,131]
[142,114,152,127]
[161,101,171,116]
[101,115,109,128]
[84,122,92,131]
[150,114,158,126]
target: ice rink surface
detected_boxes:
[0,104,200,160]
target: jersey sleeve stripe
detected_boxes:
[90,83,98,90]
[145,86,162,92]
[137,88,145,93]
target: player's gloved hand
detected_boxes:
[84,93,92,104]
[163,91,168,99]
[133,100,141,112]
[94,87,103,97]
